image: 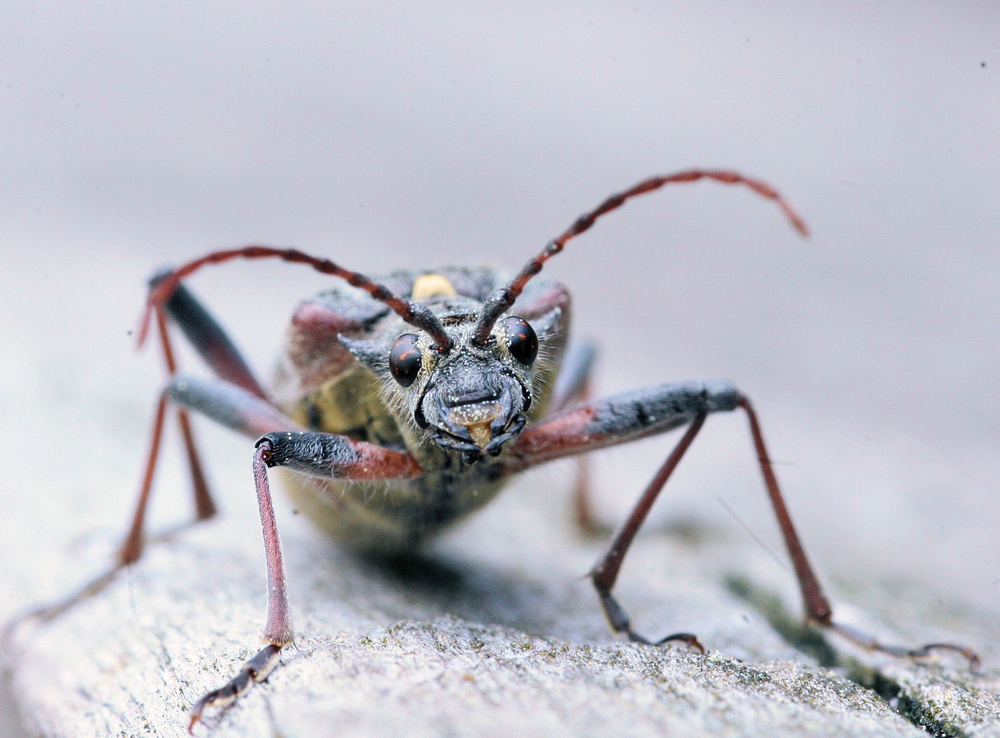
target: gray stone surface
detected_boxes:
[4,475,998,737]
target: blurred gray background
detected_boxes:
[1,2,998,732]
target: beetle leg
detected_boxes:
[591,411,709,648]
[150,269,268,398]
[253,430,422,481]
[3,374,307,640]
[118,288,286,565]
[149,269,269,516]
[547,341,603,534]
[165,375,299,438]
[512,381,738,644]
[189,432,420,728]
[113,379,422,727]
[121,269,274,564]
[189,643,282,733]
[509,380,739,467]
[118,381,171,565]
[188,442,289,733]
[736,396,979,668]
[508,383,979,666]
[105,377,423,728]
[548,342,598,414]
[120,373,309,564]
[152,306,216,521]
[122,273,268,562]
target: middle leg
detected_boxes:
[121,274,273,564]
[546,341,602,533]
[509,381,979,665]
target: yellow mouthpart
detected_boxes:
[448,401,503,448]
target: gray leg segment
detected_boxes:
[257,431,421,481]
[548,340,597,414]
[545,340,601,532]
[166,375,297,438]
[510,380,739,467]
[151,269,267,398]
[120,274,278,564]
[591,380,738,437]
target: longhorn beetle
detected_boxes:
[22,170,981,730]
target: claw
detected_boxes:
[594,589,706,654]
[188,643,284,733]
[827,621,980,671]
[654,632,705,653]
[911,643,981,672]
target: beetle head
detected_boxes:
[343,304,560,463]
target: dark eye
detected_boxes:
[501,316,538,365]
[389,334,422,387]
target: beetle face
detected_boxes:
[343,308,557,463]
[416,334,532,460]
[406,315,541,461]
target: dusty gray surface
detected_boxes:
[2,3,999,737]
[4,475,999,737]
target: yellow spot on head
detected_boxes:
[412,273,457,301]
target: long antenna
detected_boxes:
[473,169,809,344]
[137,245,453,352]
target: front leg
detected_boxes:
[508,382,979,666]
[190,431,421,731]
[511,381,739,646]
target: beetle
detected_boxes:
[16,170,980,730]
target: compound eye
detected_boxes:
[389,334,422,387]
[500,316,538,365]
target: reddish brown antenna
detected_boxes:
[472,169,809,344]
[137,246,454,352]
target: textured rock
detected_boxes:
[4,473,998,737]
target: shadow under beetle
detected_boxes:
[26,170,987,729]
